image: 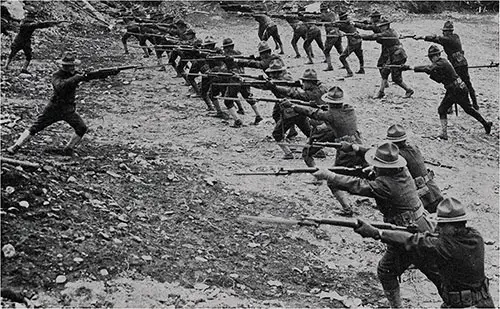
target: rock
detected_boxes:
[195,256,208,262]
[55,275,67,284]
[5,186,15,195]
[112,238,123,244]
[2,244,16,258]
[309,288,321,294]
[194,283,209,291]
[119,163,130,171]
[18,201,29,208]
[106,170,122,178]
[100,269,109,276]
[342,297,363,308]
[234,146,244,153]
[130,235,142,242]
[247,242,260,248]
[267,280,282,287]
[73,257,84,263]
[117,214,129,222]
[247,198,255,204]
[167,174,175,181]
[99,232,111,240]
[141,255,153,261]
[318,290,344,300]
[229,273,239,279]
[67,176,77,183]
[484,239,495,245]
[117,222,128,229]
[204,177,217,186]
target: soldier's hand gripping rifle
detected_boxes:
[239,215,414,232]
[234,166,370,178]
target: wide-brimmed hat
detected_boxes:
[56,53,81,66]
[201,36,217,47]
[376,19,391,27]
[299,68,318,81]
[222,38,234,48]
[429,197,469,223]
[321,86,344,105]
[427,44,442,56]
[369,10,381,18]
[365,142,407,168]
[385,124,407,143]
[442,20,454,31]
[338,11,348,19]
[257,41,271,54]
[265,58,286,73]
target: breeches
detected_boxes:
[30,108,88,137]
[324,37,343,55]
[10,41,32,60]
[272,115,311,142]
[438,87,476,119]
[339,42,362,61]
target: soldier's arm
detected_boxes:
[315,171,385,198]
[422,34,441,43]
[354,22,374,30]
[234,59,264,69]
[359,32,380,41]
[414,62,437,74]
[34,21,61,29]
[52,74,85,91]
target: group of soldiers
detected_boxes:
[1,3,496,308]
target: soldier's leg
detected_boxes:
[314,34,325,55]
[122,32,132,54]
[241,86,262,124]
[354,43,365,74]
[377,246,413,308]
[339,45,354,76]
[20,45,33,74]
[437,92,454,139]
[323,37,334,71]
[223,87,243,127]
[63,112,88,156]
[303,36,314,64]
[138,36,150,58]
[391,67,414,98]
[270,25,284,54]
[291,32,301,58]
[457,89,492,134]
[456,66,479,110]
[272,118,295,159]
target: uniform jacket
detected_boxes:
[13,20,55,46]
[337,19,362,45]
[424,33,467,67]
[48,70,85,114]
[414,57,460,88]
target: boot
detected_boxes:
[397,81,414,98]
[227,107,240,122]
[292,44,301,58]
[356,54,364,74]
[20,60,31,74]
[323,54,333,71]
[484,121,493,134]
[470,89,479,110]
[439,119,448,140]
[63,134,82,156]
[202,95,214,111]
[333,189,354,217]
[250,105,263,124]
[383,288,402,308]
[188,79,201,97]
[340,58,353,77]
[7,129,32,154]
[375,78,388,99]
[234,100,245,114]
[278,143,294,160]
[302,149,316,167]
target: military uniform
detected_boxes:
[414,48,492,138]
[302,21,324,63]
[336,14,364,75]
[253,14,283,54]
[284,15,308,58]
[321,11,343,71]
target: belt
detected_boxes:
[387,205,424,227]
[443,281,490,307]
[445,78,465,90]
[414,173,432,189]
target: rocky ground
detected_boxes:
[1,1,499,308]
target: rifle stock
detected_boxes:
[239,215,409,231]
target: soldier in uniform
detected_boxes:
[291,87,364,216]
[121,17,156,57]
[320,4,343,71]
[253,13,284,55]
[336,11,364,77]
[412,45,492,139]
[313,142,442,308]
[354,10,382,34]
[354,197,495,308]
[4,11,64,73]
[265,69,327,159]
[360,20,414,99]
[7,53,119,155]
[415,21,479,110]
[265,60,311,159]
[221,38,263,127]
[283,14,309,59]
[301,16,324,65]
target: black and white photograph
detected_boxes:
[1,0,498,307]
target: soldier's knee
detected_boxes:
[437,105,448,117]
[224,100,235,109]
[377,264,399,289]
[75,124,88,137]
[272,129,283,142]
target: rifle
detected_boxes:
[374,35,416,40]
[326,33,357,38]
[186,72,266,79]
[239,215,411,231]
[213,80,302,87]
[365,64,412,70]
[183,55,258,62]
[234,166,368,178]
[468,62,499,69]
[424,160,454,169]
[216,96,327,110]
[81,64,163,80]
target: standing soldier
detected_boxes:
[354,10,382,34]
[415,21,479,110]
[320,4,343,71]
[253,13,284,55]
[412,45,492,139]
[301,16,324,65]
[221,38,263,127]
[4,11,64,73]
[121,17,155,57]
[283,14,309,59]
[336,11,364,77]
[354,197,495,308]
[360,20,414,99]
[292,87,364,216]
[312,142,442,308]
[265,69,327,160]
[7,53,119,155]
[265,59,310,159]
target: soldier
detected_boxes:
[121,17,155,57]
[283,14,309,58]
[4,11,64,73]
[415,21,479,110]
[354,197,495,308]
[293,87,364,216]
[7,53,119,156]
[301,16,324,65]
[265,59,310,159]
[221,38,263,127]
[354,10,382,34]
[265,69,327,159]
[360,20,414,99]
[253,13,284,55]
[336,11,364,77]
[345,124,444,213]
[313,142,442,308]
[233,41,283,75]
[413,45,492,139]
[320,4,343,71]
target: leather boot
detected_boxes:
[439,119,448,140]
[324,54,333,71]
[7,129,32,154]
[332,189,354,216]
[340,58,353,77]
[375,79,387,99]
[20,60,31,74]
[63,134,82,156]
[384,288,402,308]
[202,95,214,111]
[278,143,294,160]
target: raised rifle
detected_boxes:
[212,80,302,87]
[234,166,368,177]
[239,215,412,231]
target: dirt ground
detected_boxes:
[1,2,499,308]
